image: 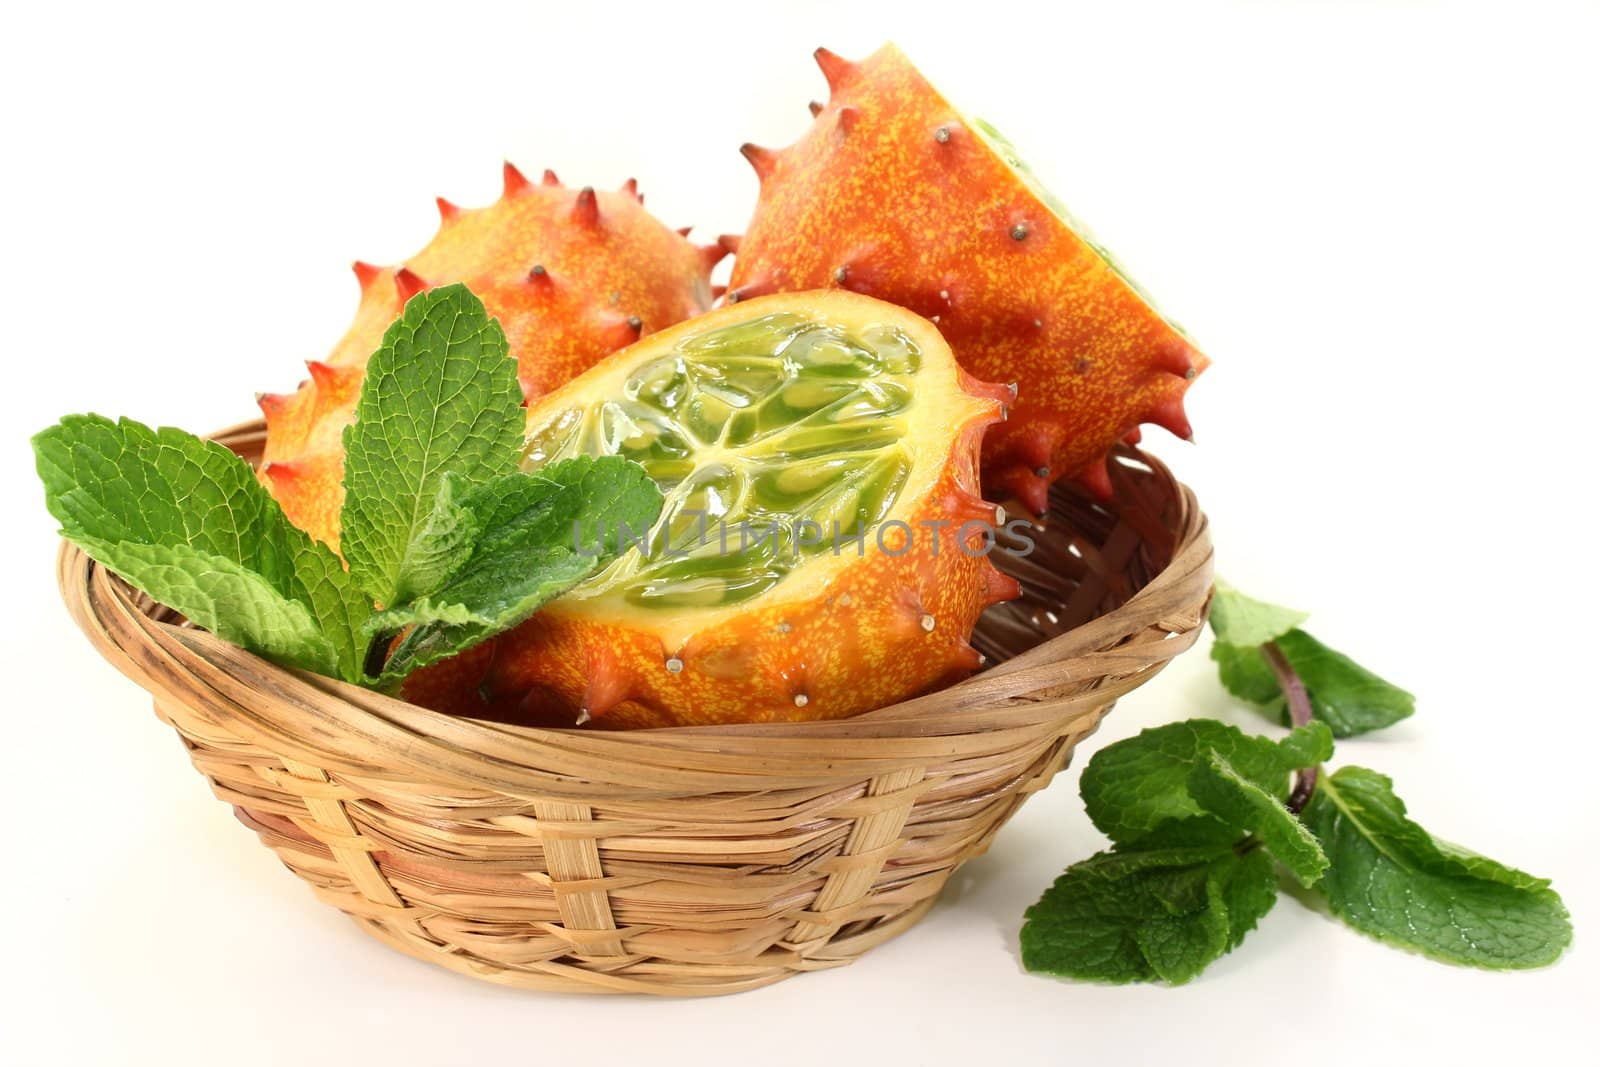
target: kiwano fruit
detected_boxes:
[727,44,1207,516]
[401,290,1021,728]
[258,165,725,550]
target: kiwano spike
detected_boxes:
[699,241,729,272]
[259,460,304,486]
[435,196,460,222]
[946,487,1002,528]
[1147,396,1194,442]
[1123,426,1143,446]
[542,168,561,187]
[394,267,428,302]
[1152,336,1199,379]
[1008,468,1053,518]
[1079,454,1115,500]
[949,639,984,673]
[814,46,857,95]
[597,311,642,349]
[725,272,775,304]
[960,373,1018,410]
[571,186,601,228]
[718,234,742,256]
[836,105,860,135]
[739,143,780,182]
[620,177,641,202]
[351,260,383,292]
[502,160,531,196]
[526,262,555,293]
[580,646,632,722]
[676,225,693,237]
[256,391,290,418]
[984,564,1023,606]
[305,360,341,393]
[808,100,824,117]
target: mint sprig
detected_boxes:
[1023,580,1571,984]
[34,415,372,680]
[1080,719,1332,848]
[36,285,662,691]
[1210,583,1414,737]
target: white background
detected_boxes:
[2,1,1596,1063]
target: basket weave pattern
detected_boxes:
[59,422,1212,995]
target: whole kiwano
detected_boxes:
[258,165,726,550]
[402,290,1021,728]
[726,44,1207,516]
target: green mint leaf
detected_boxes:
[372,456,663,680]
[1208,578,1308,647]
[1218,846,1280,949]
[70,538,342,676]
[390,475,482,602]
[1211,639,1283,704]
[1188,753,1330,886]
[339,284,524,607]
[1213,629,1415,737]
[1081,720,1328,847]
[1275,718,1335,767]
[1021,845,1277,984]
[1303,766,1572,968]
[34,415,371,680]
[1137,878,1231,984]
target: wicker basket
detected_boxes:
[57,420,1212,996]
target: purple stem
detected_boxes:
[1261,640,1319,814]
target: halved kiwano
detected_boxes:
[401,290,1021,728]
[727,43,1207,516]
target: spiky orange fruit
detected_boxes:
[259,165,726,550]
[727,44,1207,515]
[401,290,1021,728]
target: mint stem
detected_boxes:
[1262,640,1318,814]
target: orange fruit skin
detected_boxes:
[258,167,723,551]
[727,44,1207,515]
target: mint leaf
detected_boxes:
[340,284,524,607]
[1021,845,1277,984]
[1213,629,1414,737]
[1209,579,1308,646]
[1081,720,1331,847]
[372,456,662,680]
[1303,766,1571,968]
[34,415,371,680]
[1188,753,1329,886]
[1211,639,1282,704]
[1217,846,1280,948]
[70,538,342,675]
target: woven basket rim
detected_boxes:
[57,421,1213,797]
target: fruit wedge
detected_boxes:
[727,43,1207,515]
[401,290,1021,728]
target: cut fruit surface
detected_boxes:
[727,43,1207,515]
[259,165,723,551]
[401,290,1021,728]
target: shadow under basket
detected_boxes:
[58,420,1213,996]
